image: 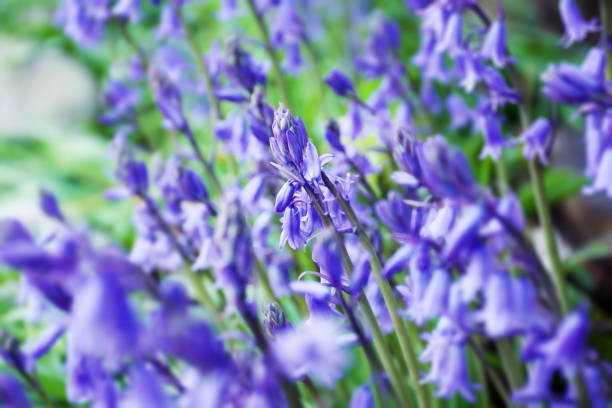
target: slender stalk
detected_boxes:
[183,126,223,194]
[527,159,570,313]
[337,293,387,408]
[600,0,612,80]
[469,0,570,314]
[321,173,430,408]
[244,0,291,105]
[496,338,523,393]
[116,19,148,69]
[468,339,511,408]
[178,12,222,125]
[494,159,510,197]
[301,182,412,407]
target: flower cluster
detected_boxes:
[1,0,611,407]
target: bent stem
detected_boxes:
[244,0,291,106]
[183,126,223,194]
[178,11,222,125]
[321,173,430,408]
[301,182,411,407]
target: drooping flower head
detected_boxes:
[273,315,351,387]
[559,0,599,47]
[520,118,553,164]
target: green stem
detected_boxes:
[302,183,412,407]
[469,339,511,408]
[178,12,222,124]
[184,126,223,194]
[116,19,148,68]
[494,158,510,197]
[527,158,570,313]
[321,173,430,408]
[496,338,523,395]
[600,0,612,80]
[178,12,223,168]
[244,0,291,106]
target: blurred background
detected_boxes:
[0,0,610,322]
[0,0,611,402]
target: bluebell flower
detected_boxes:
[349,383,374,408]
[480,273,547,338]
[420,318,474,402]
[436,12,464,57]
[482,67,520,109]
[112,0,141,22]
[325,69,357,99]
[121,363,169,407]
[419,268,451,323]
[70,275,140,365]
[65,346,113,404]
[584,148,612,197]
[537,307,590,374]
[156,1,185,40]
[443,205,484,262]
[312,230,345,289]
[478,112,507,160]
[446,94,473,129]
[263,302,290,337]
[459,52,485,92]
[383,245,413,278]
[520,118,553,164]
[270,106,322,183]
[177,167,209,202]
[119,160,149,196]
[418,136,479,200]
[481,15,514,68]
[541,62,606,105]
[280,205,306,250]
[458,244,495,302]
[99,79,140,124]
[273,316,350,387]
[147,283,232,372]
[39,190,66,222]
[325,119,345,153]
[375,191,416,236]
[559,0,598,47]
[55,0,110,47]
[0,374,30,408]
[22,323,66,365]
[149,65,188,131]
[225,37,267,94]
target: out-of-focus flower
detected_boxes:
[478,113,507,160]
[325,69,357,99]
[481,15,513,68]
[70,275,140,365]
[273,316,350,387]
[559,0,598,47]
[0,374,31,408]
[420,318,474,402]
[520,118,553,164]
[39,190,66,223]
[55,0,111,47]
